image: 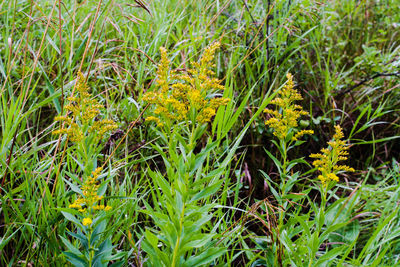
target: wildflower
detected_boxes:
[69,167,112,218]
[142,43,230,127]
[310,125,355,186]
[82,217,92,226]
[52,72,117,142]
[89,119,118,141]
[198,107,216,124]
[156,47,170,94]
[292,129,315,141]
[264,73,313,141]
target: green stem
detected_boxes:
[171,205,185,267]
[87,226,94,266]
[309,185,327,267]
[276,139,289,266]
[281,139,288,181]
[279,139,289,216]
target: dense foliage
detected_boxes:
[1,0,399,266]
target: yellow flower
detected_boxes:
[292,129,315,141]
[69,167,112,221]
[89,119,118,140]
[264,73,312,141]
[52,72,117,143]
[310,125,355,186]
[142,43,230,127]
[82,217,92,226]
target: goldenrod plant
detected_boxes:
[53,73,122,266]
[261,73,314,263]
[53,73,117,173]
[263,74,313,200]
[141,44,233,266]
[68,167,112,225]
[263,74,314,201]
[264,73,314,176]
[264,73,312,141]
[301,125,355,267]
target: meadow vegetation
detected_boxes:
[0,0,399,266]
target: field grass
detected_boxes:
[1,0,400,266]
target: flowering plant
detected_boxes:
[53,73,122,266]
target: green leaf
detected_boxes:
[63,251,87,267]
[67,230,88,250]
[91,220,107,246]
[63,177,82,194]
[145,229,159,249]
[294,215,310,238]
[150,169,172,200]
[185,247,225,266]
[0,227,21,250]
[314,245,347,266]
[264,148,282,171]
[357,207,398,261]
[109,261,124,267]
[320,222,349,243]
[181,233,213,251]
[260,170,280,202]
[60,210,82,227]
[92,238,113,267]
[310,232,320,256]
[190,180,223,202]
[60,236,83,256]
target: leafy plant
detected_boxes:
[53,73,122,266]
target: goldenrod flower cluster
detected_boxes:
[310,125,355,186]
[53,72,117,142]
[69,167,111,226]
[264,73,313,141]
[82,218,93,226]
[143,43,230,127]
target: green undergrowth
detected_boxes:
[0,0,399,266]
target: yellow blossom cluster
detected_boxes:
[53,72,117,142]
[82,218,92,226]
[69,167,111,226]
[310,125,355,186]
[142,43,230,127]
[264,73,313,141]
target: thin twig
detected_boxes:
[101,104,149,169]
[337,71,400,97]
[241,0,256,25]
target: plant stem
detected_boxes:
[171,205,185,267]
[87,227,94,267]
